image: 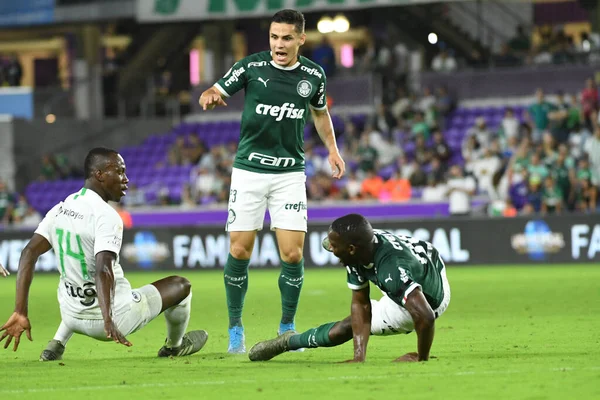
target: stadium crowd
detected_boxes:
[2,82,599,228]
[127,79,599,218]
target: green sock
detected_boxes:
[224,254,249,328]
[279,258,304,325]
[289,322,337,350]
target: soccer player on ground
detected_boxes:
[248,213,451,362]
[0,148,208,360]
[199,9,345,353]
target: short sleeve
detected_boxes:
[394,265,422,306]
[309,70,327,110]
[346,265,368,290]
[34,202,63,243]
[214,61,248,98]
[94,211,123,257]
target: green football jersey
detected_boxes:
[346,230,446,309]
[215,51,327,174]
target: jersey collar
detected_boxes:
[269,51,300,70]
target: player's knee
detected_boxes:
[229,243,253,260]
[172,276,191,297]
[280,248,303,264]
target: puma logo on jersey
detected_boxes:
[255,102,305,121]
[226,281,244,289]
[258,77,269,87]
[385,274,393,283]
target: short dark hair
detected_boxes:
[84,147,118,179]
[272,9,305,34]
[330,214,374,247]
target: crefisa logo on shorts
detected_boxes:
[510,220,565,261]
[284,201,307,212]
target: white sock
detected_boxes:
[53,321,73,345]
[165,292,192,348]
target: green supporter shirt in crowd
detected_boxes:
[528,102,557,131]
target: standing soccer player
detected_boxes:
[0,148,208,360]
[248,214,451,362]
[200,9,345,353]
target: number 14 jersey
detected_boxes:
[35,188,132,319]
[346,230,445,309]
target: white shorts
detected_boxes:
[370,266,451,336]
[60,285,163,341]
[226,167,307,232]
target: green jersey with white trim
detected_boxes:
[215,51,327,174]
[346,230,445,309]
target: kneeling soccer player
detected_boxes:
[249,213,451,362]
[0,147,208,360]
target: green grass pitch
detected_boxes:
[0,265,599,399]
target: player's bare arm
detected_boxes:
[0,233,51,351]
[199,86,228,111]
[396,287,436,362]
[311,107,345,179]
[0,263,9,277]
[343,285,371,363]
[96,251,132,347]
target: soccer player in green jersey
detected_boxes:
[200,9,345,353]
[248,214,451,362]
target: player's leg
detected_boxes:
[274,229,305,333]
[269,171,308,334]
[151,275,207,356]
[248,317,352,361]
[224,168,269,353]
[114,276,207,357]
[224,231,257,353]
[39,321,73,361]
[249,296,414,361]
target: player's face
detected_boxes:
[103,154,129,202]
[327,231,360,266]
[269,22,305,67]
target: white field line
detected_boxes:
[2,366,600,394]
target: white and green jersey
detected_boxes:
[346,230,446,309]
[35,188,132,319]
[215,51,327,174]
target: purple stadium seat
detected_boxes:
[403,141,416,155]
[144,189,158,204]
[411,187,424,199]
[378,165,396,180]
[313,146,329,158]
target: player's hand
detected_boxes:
[0,264,9,277]
[328,151,345,179]
[199,90,227,111]
[104,320,132,347]
[0,312,32,351]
